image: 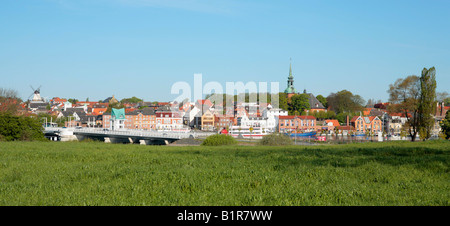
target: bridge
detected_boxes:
[44,127,215,145]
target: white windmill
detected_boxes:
[29,85,45,103]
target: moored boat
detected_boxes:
[285,131,317,137]
[229,126,270,139]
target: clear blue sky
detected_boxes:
[1,0,449,103]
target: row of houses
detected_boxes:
[33,93,449,137]
[101,100,289,132]
[278,115,383,135]
[55,99,386,136]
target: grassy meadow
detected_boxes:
[0,140,449,206]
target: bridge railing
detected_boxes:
[46,127,217,139]
[72,128,205,139]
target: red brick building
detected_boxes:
[103,108,157,130]
[350,116,382,134]
[278,115,317,133]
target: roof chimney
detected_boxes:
[437,102,440,116]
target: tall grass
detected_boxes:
[0,141,448,206]
[258,133,293,146]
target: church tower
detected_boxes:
[284,60,297,99]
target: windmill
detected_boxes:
[28,85,45,103]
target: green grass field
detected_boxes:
[0,140,449,206]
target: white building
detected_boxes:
[183,105,200,127]
[63,101,72,111]
[262,106,288,118]
[261,106,288,131]
[240,114,277,133]
[155,106,184,131]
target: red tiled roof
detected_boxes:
[51,97,67,103]
[390,112,412,118]
[351,115,380,123]
[125,108,137,113]
[325,120,340,127]
[350,116,360,122]
[363,108,372,116]
[197,99,213,107]
[91,108,107,115]
[368,116,378,121]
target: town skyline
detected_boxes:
[1,0,449,102]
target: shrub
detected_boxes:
[0,113,46,141]
[201,134,238,146]
[259,133,293,146]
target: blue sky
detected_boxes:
[1,0,449,103]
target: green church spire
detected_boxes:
[284,58,297,94]
[289,58,293,78]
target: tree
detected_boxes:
[436,92,450,106]
[271,92,289,112]
[445,98,450,107]
[336,112,359,124]
[436,91,449,103]
[326,110,337,119]
[289,94,310,115]
[106,102,125,113]
[440,111,450,139]
[316,95,328,108]
[0,113,46,141]
[418,67,437,140]
[0,88,19,100]
[366,99,376,108]
[326,90,365,114]
[388,75,421,141]
[68,98,78,104]
[121,96,143,104]
[311,110,327,120]
[366,99,384,108]
[0,88,21,114]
